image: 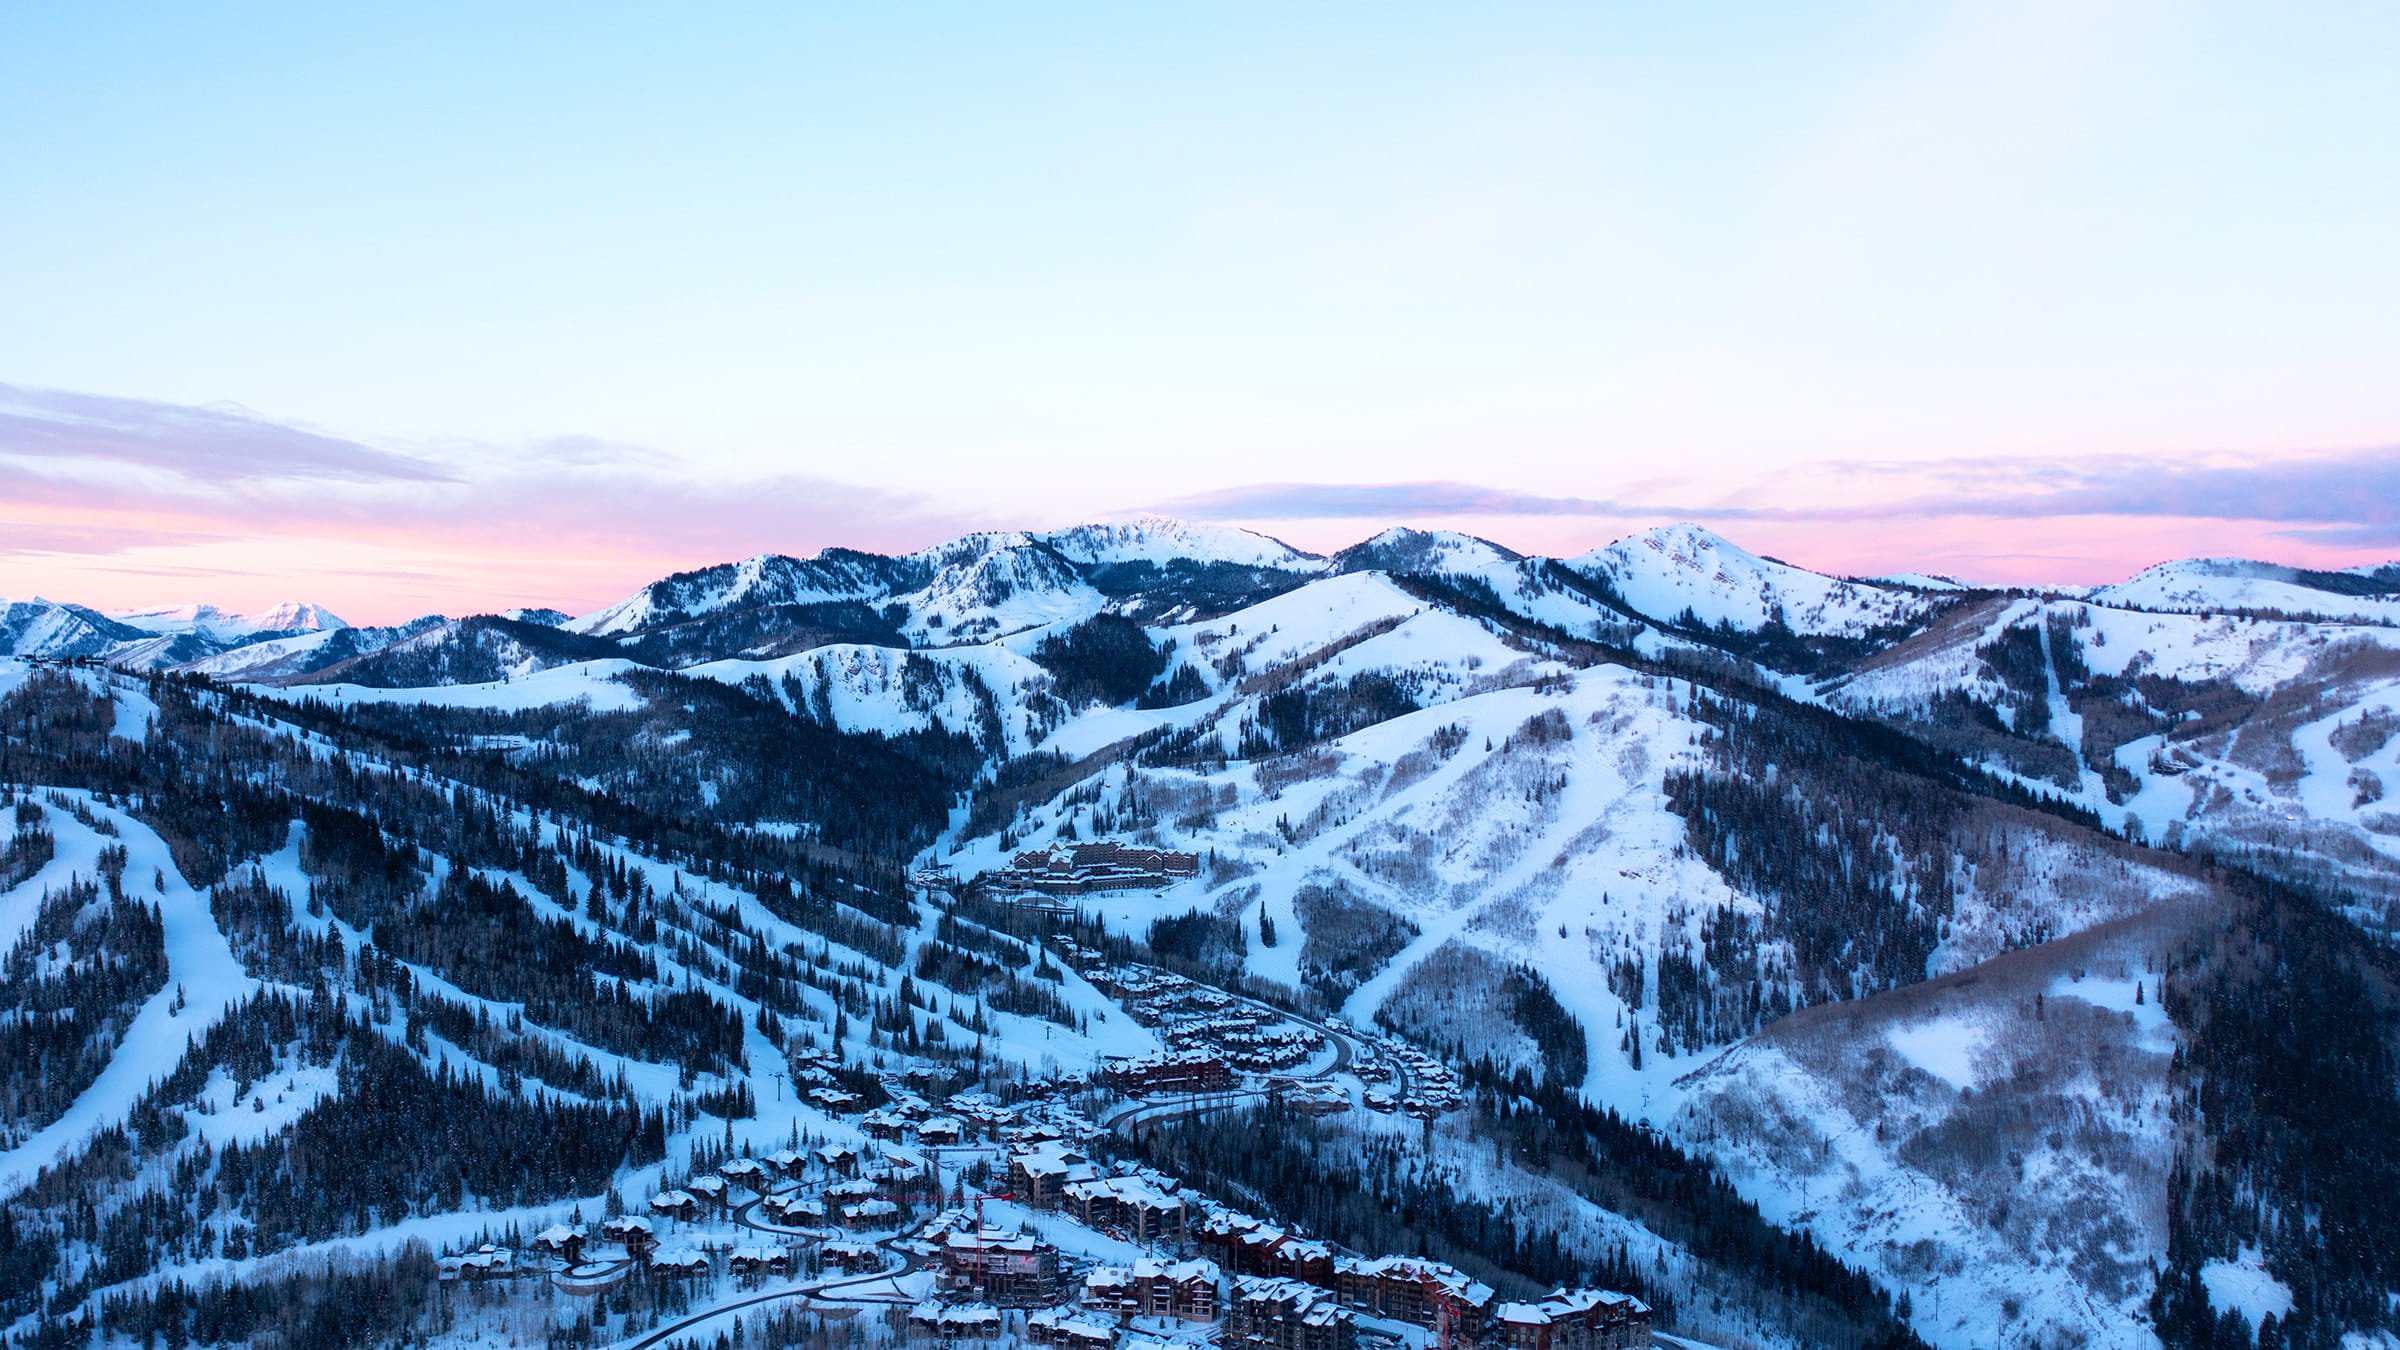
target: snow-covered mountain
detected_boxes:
[10,519,2400,1350]
[1334,525,1522,576]
[89,600,353,669]
[566,521,1315,657]
[1566,522,1941,638]
[1042,513,1320,571]
[297,614,628,688]
[498,605,571,627]
[0,596,148,659]
[566,548,909,637]
[109,600,347,641]
[2086,556,2400,625]
[890,532,1100,643]
[171,614,445,681]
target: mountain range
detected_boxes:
[2,515,2397,1350]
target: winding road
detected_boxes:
[617,1207,939,1350]
[1100,981,1366,1135]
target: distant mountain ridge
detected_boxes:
[109,600,347,641]
[9,521,2396,683]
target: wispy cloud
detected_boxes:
[1160,445,2400,535]
[0,385,990,619]
[1772,446,2400,533]
[0,383,457,486]
[1157,481,1661,520]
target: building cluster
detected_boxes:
[435,1244,517,1282]
[1355,1032,1466,1118]
[1197,1211,1335,1286]
[599,1137,935,1281]
[1080,1257,1222,1322]
[1090,966,1326,1073]
[1104,1050,1235,1095]
[729,1245,797,1277]
[1194,1207,1651,1350]
[1267,1077,1352,1115]
[1224,1276,1351,1350]
[447,941,1632,1350]
[932,1222,1064,1307]
[1166,1009,1320,1073]
[1483,1290,1657,1350]
[526,1095,1644,1350]
[1024,1307,1122,1349]
[853,1082,1013,1142]
[984,840,1201,896]
[910,1301,1004,1339]
[919,1212,1227,1344]
[1006,1140,1192,1244]
[824,1238,886,1274]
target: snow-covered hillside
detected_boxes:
[1567,523,1940,637]
[1335,526,1522,576]
[1042,514,1319,571]
[894,533,1102,643]
[173,615,445,680]
[0,596,148,659]
[568,548,906,637]
[15,519,2400,1349]
[2087,557,2400,625]
[1819,593,2400,928]
[1676,904,2199,1350]
[684,642,1066,755]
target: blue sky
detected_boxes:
[4,3,2398,618]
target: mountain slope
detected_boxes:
[568,549,911,637]
[0,596,149,659]
[1042,514,1319,570]
[11,519,2400,1349]
[2088,556,2400,625]
[109,600,347,641]
[295,615,630,688]
[1568,523,1944,638]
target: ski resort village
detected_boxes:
[402,978,1650,1350]
[1,517,2398,1350]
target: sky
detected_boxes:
[4,2,2398,623]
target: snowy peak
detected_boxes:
[1616,521,1755,565]
[107,603,237,637]
[247,600,347,633]
[174,615,448,682]
[904,530,1042,572]
[570,520,1306,649]
[108,600,348,642]
[1570,522,1936,638]
[569,549,906,636]
[298,614,624,688]
[2088,557,2400,624]
[1869,572,1977,592]
[900,537,1099,642]
[1039,515,1319,571]
[0,596,147,659]
[1334,527,1522,575]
